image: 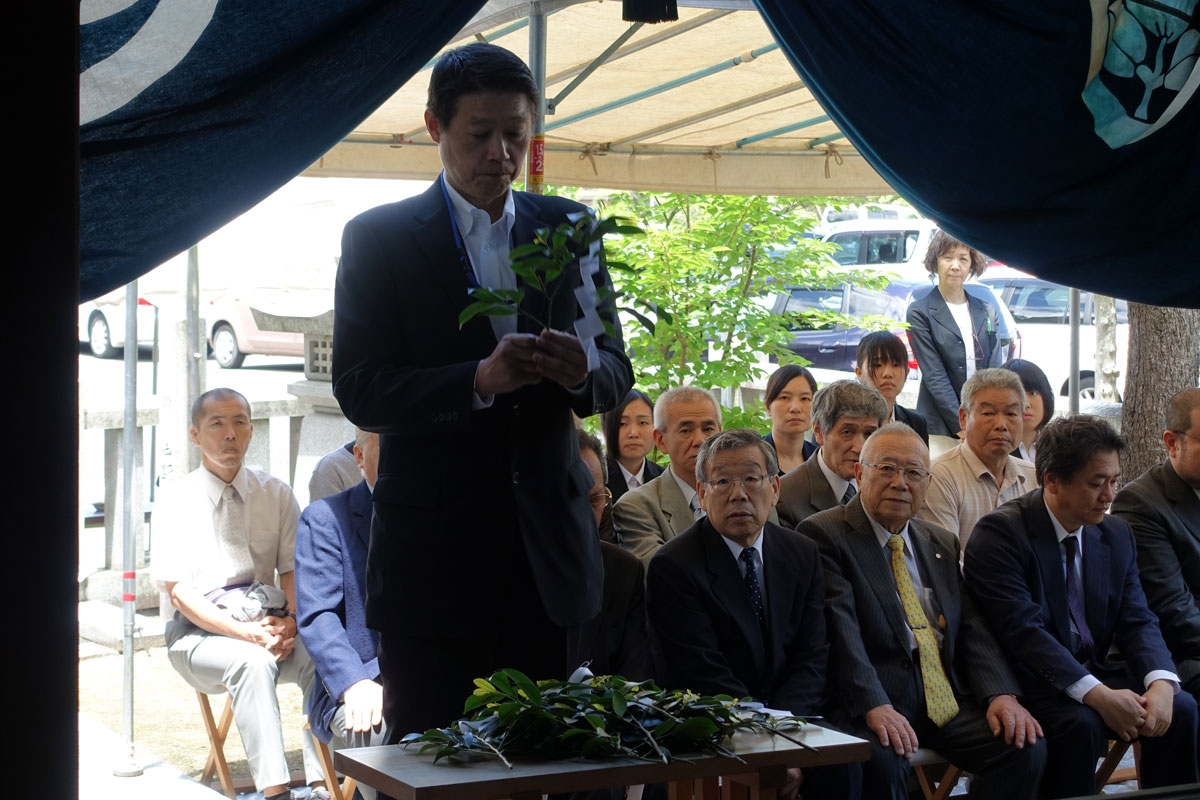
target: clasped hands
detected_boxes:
[1084,680,1174,741]
[244,614,297,662]
[476,330,587,397]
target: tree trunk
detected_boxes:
[1120,303,1200,483]
[1094,295,1119,402]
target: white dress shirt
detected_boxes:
[619,458,646,491]
[670,465,703,519]
[815,446,856,503]
[152,465,300,595]
[721,528,766,594]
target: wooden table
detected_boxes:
[335,724,869,800]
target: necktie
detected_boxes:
[740,547,766,635]
[1063,535,1095,660]
[841,482,857,505]
[691,497,706,520]
[217,484,253,581]
[887,534,959,726]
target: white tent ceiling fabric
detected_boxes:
[303,0,892,195]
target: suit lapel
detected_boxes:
[350,481,372,551]
[808,454,838,511]
[910,520,958,637]
[1164,461,1200,539]
[412,180,498,352]
[925,287,959,339]
[659,470,694,534]
[701,520,767,672]
[763,526,795,672]
[1082,525,1110,645]
[845,501,912,652]
[1028,493,1074,647]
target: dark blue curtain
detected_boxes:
[80,0,487,302]
[754,1,1200,307]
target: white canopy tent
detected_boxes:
[303,0,893,195]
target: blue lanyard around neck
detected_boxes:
[439,172,480,289]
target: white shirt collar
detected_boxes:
[721,527,766,565]
[865,510,914,551]
[669,464,699,507]
[815,446,855,501]
[618,458,646,487]
[442,173,515,237]
[200,463,248,506]
[1044,492,1085,550]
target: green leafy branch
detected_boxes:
[458,214,643,334]
[401,669,809,768]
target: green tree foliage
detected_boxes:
[599,192,891,424]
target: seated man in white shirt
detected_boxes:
[919,368,1036,549]
[152,388,323,800]
[776,380,888,529]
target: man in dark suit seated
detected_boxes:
[799,422,1045,800]
[777,381,888,529]
[331,42,633,737]
[295,430,387,800]
[965,415,1199,798]
[1112,388,1200,698]
[577,428,653,680]
[646,429,854,799]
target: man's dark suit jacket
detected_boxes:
[777,451,839,530]
[906,285,1003,436]
[893,404,929,446]
[646,519,827,715]
[798,499,1018,723]
[332,181,634,635]
[606,455,664,503]
[581,542,653,680]
[295,480,378,744]
[964,489,1176,699]
[1112,460,1200,688]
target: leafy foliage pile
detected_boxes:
[401,669,807,768]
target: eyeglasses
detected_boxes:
[702,474,770,495]
[1170,430,1200,444]
[861,462,931,483]
[588,488,613,510]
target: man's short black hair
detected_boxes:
[1035,415,1127,486]
[191,388,250,428]
[426,43,539,127]
[577,427,608,484]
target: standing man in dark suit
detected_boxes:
[777,381,888,529]
[332,43,633,738]
[295,430,387,800]
[1112,388,1200,697]
[965,415,1199,797]
[647,429,852,799]
[800,423,1045,800]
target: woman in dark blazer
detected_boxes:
[602,389,664,502]
[854,331,929,445]
[906,230,1004,439]
[762,364,819,475]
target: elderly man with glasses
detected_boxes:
[646,428,855,799]
[799,422,1045,800]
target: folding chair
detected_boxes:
[307,722,359,800]
[911,748,962,800]
[196,690,237,799]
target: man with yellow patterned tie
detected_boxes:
[799,422,1046,799]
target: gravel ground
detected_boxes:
[79,643,310,786]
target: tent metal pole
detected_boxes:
[114,279,143,777]
[186,245,202,412]
[528,4,547,194]
[609,83,804,147]
[805,132,846,148]
[546,43,779,130]
[1069,287,1080,414]
[547,23,643,114]
[735,115,830,148]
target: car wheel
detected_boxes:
[212,323,246,369]
[88,314,118,358]
[1079,375,1096,401]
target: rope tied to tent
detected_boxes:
[823,143,843,178]
[579,143,607,175]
